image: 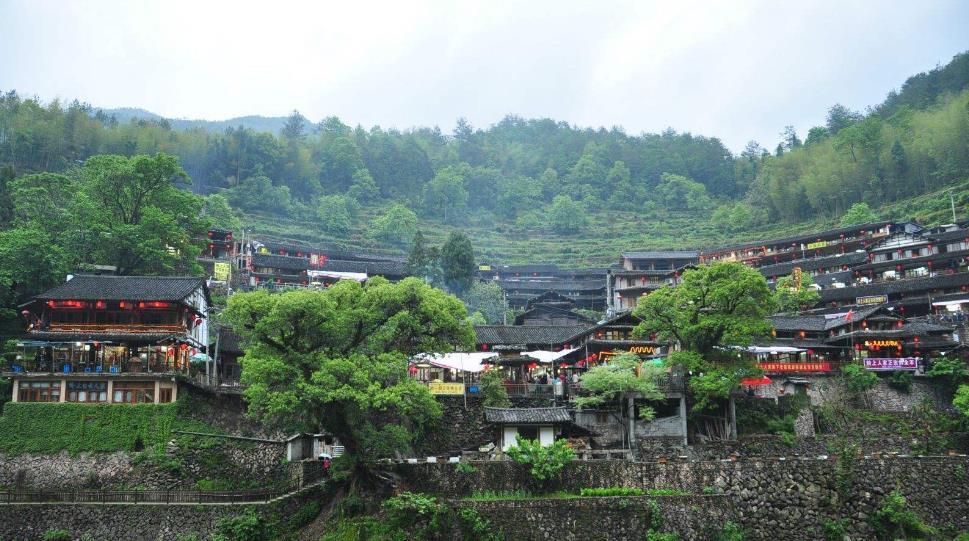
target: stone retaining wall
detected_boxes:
[0,484,326,541]
[457,495,736,541]
[398,456,969,540]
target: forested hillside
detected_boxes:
[1,51,968,265]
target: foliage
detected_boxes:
[211,509,271,541]
[222,278,474,465]
[370,204,418,246]
[406,230,441,283]
[454,462,478,474]
[888,370,914,393]
[547,195,588,234]
[0,402,217,454]
[465,489,537,501]
[870,490,937,540]
[821,518,848,541]
[839,202,878,226]
[574,352,664,423]
[316,195,356,235]
[506,437,575,484]
[633,262,774,355]
[773,272,820,314]
[382,492,443,525]
[440,231,476,294]
[579,487,645,497]
[479,368,511,408]
[715,522,746,541]
[461,281,508,324]
[646,531,680,541]
[655,172,712,210]
[42,530,71,541]
[954,385,969,419]
[842,363,878,401]
[927,356,969,387]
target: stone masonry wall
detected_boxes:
[416,395,553,456]
[0,484,326,541]
[398,456,969,540]
[457,495,737,541]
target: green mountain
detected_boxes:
[1,51,968,266]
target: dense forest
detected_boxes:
[0,51,968,253]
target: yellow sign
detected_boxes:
[792,267,802,292]
[213,262,232,281]
[806,240,828,250]
[428,382,465,395]
[856,295,888,306]
[864,340,901,348]
[478,265,492,271]
[629,346,655,354]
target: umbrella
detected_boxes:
[190,353,211,362]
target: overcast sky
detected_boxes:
[1,0,967,152]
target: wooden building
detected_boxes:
[607,251,698,312]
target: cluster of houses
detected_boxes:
[4,220,969,455]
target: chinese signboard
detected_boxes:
[759,362,832,373]
[428,382,465,395]
[806,240,829,250]
[213,262,231,281]
[863,340,901,348]
[856,295,888,306]
[629,346,655,354]
[864,358,918,371]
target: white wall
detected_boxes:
[502,427,518,452]
[539,426,554,446]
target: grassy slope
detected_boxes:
[238,179,969,267]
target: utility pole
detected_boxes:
[949,190,958,223]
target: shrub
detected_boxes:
[821,518,847,540]
[842,364,878,401]
[454,462,478,474]
[646,530,680,541]
[888,370,913,393]
[211,509,270,541]
[382,492,443,528]
[480,369,510,408]
[870,490,936,540]
[579,487,645,497]
[42,530,71,541]
[715,521,745,541]
[506,437,575,484]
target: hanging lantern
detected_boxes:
[481,344,489,351]
[806,349,815,356]
[559,363,568,369]
[408,364,418,375]
[179,343,189,351]
[20,309,30,319]
[854,343,862,351]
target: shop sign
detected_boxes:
[759,362,832,373]
[213,262,232,281]
[428,382,465,395]
[856,295,888,306]
[629,346,655,354]
[806,240,829,250]
[863,358,918,371]
[863,340,900,348]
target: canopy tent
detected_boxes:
[932,299,969,307]
[742,346,807,354]
[307,270,368,282]
[413,352,496,373]
[521,348,579,364]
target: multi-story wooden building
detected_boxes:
[479,264,608,311]
[607,251,698,312]
[6,275,211,404]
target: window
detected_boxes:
[66,381,108,403]
[112,382,155,404]
[517,426,539,441]
[159,388,173,403]
[18,381,61,402]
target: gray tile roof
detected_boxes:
[252,253,310,271]
[621,251,700,260]
[819,272,969,303]
[701,221,895,254]
[484,407,572,424]
[35,276,206,302]
[758,252,868,278]
[474,325,591,346]
[320,259,406,276]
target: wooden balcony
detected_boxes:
[45,323,187,334]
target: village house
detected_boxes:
[6,275,211,404]
[479,263,608,311]
[607,250,698,312]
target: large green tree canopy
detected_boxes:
[221,277,475,463]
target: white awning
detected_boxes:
[932,299,969,307]
[744,346,806,354]
[307,270,368,282]
[414,352,497,373]
[522,348,579,363]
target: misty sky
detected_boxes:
[1,0,967,152]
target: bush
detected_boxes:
[888,370,913,393]
[579,487,645,497]
[715,521,745,541]
[506,437,575,484]
[870,490,936,540]
[821,518,847,541]
[42,530,71,541]
[454,462,478,474]
[842,364,878,399]
[480,369,510,408]
[382,492,443,528]
[211,509,271,541]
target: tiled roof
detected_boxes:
[496,280,606,292]
[758,252,868,277]
[484,407,572,424]
[27,331,184,343]
[819,272,969,303]
[252,253,310,271]
[770,315,828,332]
[852,249,969,272]
[35,276,206,302]
[474,325,591,346]
[926,228,969,244]
[621,251,700,260]
[216,326,245,354]
[320,259,406,276]
[701,221,895,254]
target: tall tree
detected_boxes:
[440,231,476,294]
[222,278,474,474]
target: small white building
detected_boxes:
[485,407,572,451]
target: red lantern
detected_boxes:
[179,343,189,351]
[854,343,862,351]
[481,344,489,351]
[806,349,815,356]
[20,309,29,319]
[559,363,568,369]
[408,364,417,375]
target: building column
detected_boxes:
[627,396,636,448]
[59,379,66,403]
[679,394,688,446]
[154,381,160,404]
[170,379,178,402]
[728,395,737,440]
[106,380,114,404]
[11,379,18,403]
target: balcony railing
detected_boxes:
[44,323,187,334]
[6,359,189,375]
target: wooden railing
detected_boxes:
[46,323,186,333]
